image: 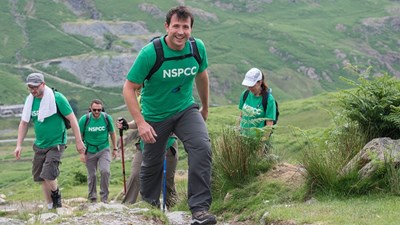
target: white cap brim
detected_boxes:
[242,79,257,87]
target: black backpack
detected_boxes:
[144,36,202,82]
[51,88,71,129]
[242,90,279,125]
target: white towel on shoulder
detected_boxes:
[21,86,57,122]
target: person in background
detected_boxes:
[14,72,86,210]
[79,99,117,203]
[117,118,178,208]
[122,6,216,225]
[239,67,277,137]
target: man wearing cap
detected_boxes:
[14,72,86,209]
[239,68,277,134]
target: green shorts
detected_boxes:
[32,144,65,182]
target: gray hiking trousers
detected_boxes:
[86,149,111,202]
[140,104,213,213]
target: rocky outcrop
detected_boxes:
[138,3,164,19]
[63,0,101,19]
[41,54,136,87]
[62,21,152,49]
[341,138,400,179]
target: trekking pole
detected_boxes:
[117,118,127,195]
[119,128,127,194]
[162,152,167,212]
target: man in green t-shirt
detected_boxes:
[79,99,117,203]
[122,6,216,225]
[14,73,86,210]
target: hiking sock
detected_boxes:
[47,203,53,210]
[51,188,62,208]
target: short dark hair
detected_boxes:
[90,99,103,107]
[165,6,194,28]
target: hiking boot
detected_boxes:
[51,188,62,208]
[191,210,217,225]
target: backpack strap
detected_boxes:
[262,92,270,126]
[189,36,201,66]
[51,87,71,132]
[242,90,250,103]
[262,91,279,125]
[101,112,110,131]
[144,36,202,83]
[145,37,164,82]
[262,92,269,113]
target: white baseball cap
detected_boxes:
[241,68,262,87]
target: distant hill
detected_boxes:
[1,0,399,109]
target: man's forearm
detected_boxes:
[123,81,145,125]
[195,71,209,109]
[67,113,83,142]
[110,133,117,149]
[16,121,29,147]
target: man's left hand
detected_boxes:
[76,140,86,154]
[199,107,208,121]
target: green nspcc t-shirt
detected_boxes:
[238,90,276,130]
[126,37,209,122]
[79,113,115,153]
[31,92,72,148]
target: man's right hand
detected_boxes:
[117,117,129,130]
[14,146,22,160]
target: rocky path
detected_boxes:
[0,163,305,224]
[0,198,193,225]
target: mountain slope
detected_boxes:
[0,0,399,107]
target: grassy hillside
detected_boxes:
[4,91,400,225]
[1,0,399,107]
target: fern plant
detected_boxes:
[339,65,400,141]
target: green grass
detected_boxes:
[0,3,25,64]
[266,195,400,225]
[0,70,27,105]
[20,18,92,62]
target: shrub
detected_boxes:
[339,65,400,141]
[211,127,274,197]
[303,66,400,196]
[73,171,87,185]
